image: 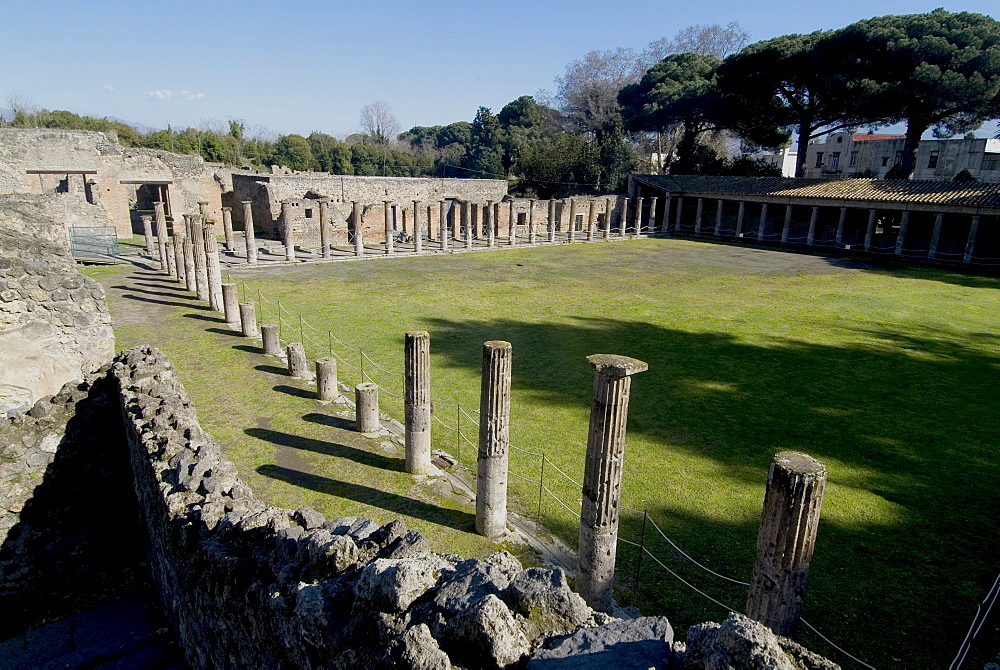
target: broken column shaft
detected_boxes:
[203,221,224,311]
[239,303,258,338]
[287,342,309,378]
[261,324,281,355]
[316,358,339,401]
[221,283,240,326]
[190,219,209,302]
[221,207,234,252]
[404,331,432,474]
[242,201,258,265]
[356,383,380,433]
[476,341,513,539]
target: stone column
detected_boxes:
[927,213,944,259]
[863,209,877,251]
[635,197,644,235]
[198,200,209,218]
[577,354,648,613]
[319,199,331,258]
[413,201,422,253]
[316,358,339,401]
[746,451,827,637]
[694,198,704,236]
[735,201,746,237]
[806,207,819,246]
[673,197,683,232]
[465,218,474,249]
[509,201,517,246]
[404,331,432,475]
[439,201,449,251]
[835,207,847,247]
[485,201,496,247]
[894,211,910,255]
[352,201,364,257]
[476,340,512,540]
[164,239,177,279]
[756,203,768,242]
[714,199,724,236]
[568,199,577,243]
[242,201,258,265]
[239,303,258,338]
[261,324,281,355]
[287,342,309,378]
[153,202,167,264]
[356,383,380,433]
[426,204,434,241]
[222,283,240,326]
[221,207,234,252]
[384,201,395,255]
[190,219,209,302]
[461,201,471,243]
[964,215,980,263]
[604,197,613,239]
[648,197,658,235]
[548,200,557,243]
[171,225,184,283]
[203,221,224,312]
[528,199,537,245]
[141,214,155,256]
[182,232,196,292]
[620,198,629,237]
[281,202,296,262]
[781,205,793,244]
[587,200,597,241]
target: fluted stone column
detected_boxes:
[757,203,769,243]
[164,239,177,278]
[281,202,296,262]
[239,303,258,338]
[475,340,513,539]
[461,201,472,245]
[577,354,648,613]
[222,283,240,326]
[404,331,432,474]
[352,201,364,257]
[568,199,577,243]
[781,205,793,244]
[694,198,704,235]
[142,214,155,256]
[604,198,613,239]
[806,207,819,246]
[746,451,827,637]
[384,201,394,255]
[649,197,658,234]
[171,224,184,283]
[548,198,556,242]
[620,198,629,237]
[486,201,496,247]
[735,201,746,237]
[527,199,536,245]
[439,201,449,251]
[222,207,234,252]
[316,358,339,401]
[413,201,422,253]
[426,204,435,241]
[242,201,258,265]
[894,211,910,255]
[713,199,724,237]
[635,197,644,235]
[661,197,671,235]
[198,200,209,218]
[927,213,944,259]
[190,219,209,302]
[261,324,281,355]
[587,200,597,241]
[319,199,331,258]
[965,215,980,263]
[356,383,380,433]
[508,201,517,246]
[182,219,196,292]
[203,221,224,312]
[863,209,877,251]
[835,207,847,246]
[153,202,167,265]
[287,342,309,378]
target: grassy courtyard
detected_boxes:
[92,238,999,667]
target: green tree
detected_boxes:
[837,9,1000,179]
[515,133,600,198]
[465,107,506,178]
[273,134,316,171]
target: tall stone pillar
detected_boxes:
[384,201,395,255]
[352,201,364,257]
[746,452,826,637]
[604,197,613,239]
[164,240,177,278]
[635,197,644,235]
[239,303,258,338]
[648,197,658,234]
[735,201,745,237]
[319,199,331,258]
[221,207,234,252]
[242,201,258,265]
[465,218,474,249]
[863,209,877,251]
[894,211,910,255]
[182,233,196,293]
[476,340,512,539]
[964,215,980,263]
[486,201,496,247]
[439,201,449,251]
[661,197,671,235]
[577,354,648,612]
[461,201,471,243]
[141,214,155,256]
[619,198,629,237]
[261,324,281,355]
[410,201,420,253]
[190,219,209,302]
[927,213,944,259]
[287,342,309,378]
[203,221,224,312]
[509,201,517,246]
[781,205,793,244]
[587,200,597,241]
[404,331,432,475]
[280,202,296,262]
[316,358,338,401]
[835,207,847,247]
[548,200,557,242]
[528,199,537,245]
[714,199,724,236]
[806,207,819,246]
[673,196,683,232]
[426,204,435,242]
[153,202,167,265]
[172,225,185,285]
[356,383,380,433]
[694,198,704,235]
[757,203,769,242]
[568,199,577,243]
[221,283,240,326]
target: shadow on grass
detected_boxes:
[303,412,355,431]
[121,294,209,310]
[112,284,191,299]
[205,327,241,336]
[257,463,474,531]
[233,344,262,354]
[255,364,288,376]
[184,313,226,323]
[246,427,404,471]
[274,384,314,399]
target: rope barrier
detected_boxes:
[800,618,877,670]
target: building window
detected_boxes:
[928,151,939,168]
[849,152,858,167]
[894,151,903,165]
[517,212,527,226]
[881,157,889,167]
[830,152,841,171]
[836,135,843,143]
[304,208,313,218]
[815,152,824,168]
[982,153,999,171]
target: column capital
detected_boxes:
[587,354,648,378]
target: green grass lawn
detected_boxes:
[92,238,1000,667]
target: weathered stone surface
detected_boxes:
[447,593,530,668]
[390,623,451,670]
[432,558,511,616]
[681,613,838,670]
[529,616,674,669]
[355,556,452,613]
[504,567,593,640]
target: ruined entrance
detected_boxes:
[121,181,171,235]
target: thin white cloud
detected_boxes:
[147,89,204,102]
[148,89,172,101]
[103,84,115,92]
[178,90,205,100]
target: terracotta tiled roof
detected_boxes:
[851,134,906,141]
[633,175,1000,208]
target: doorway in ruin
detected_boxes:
[121,181,171,235]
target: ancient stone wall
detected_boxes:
[0,194,114,413]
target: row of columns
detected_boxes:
[665,195,986,263]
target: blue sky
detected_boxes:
[2,1,998,138]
